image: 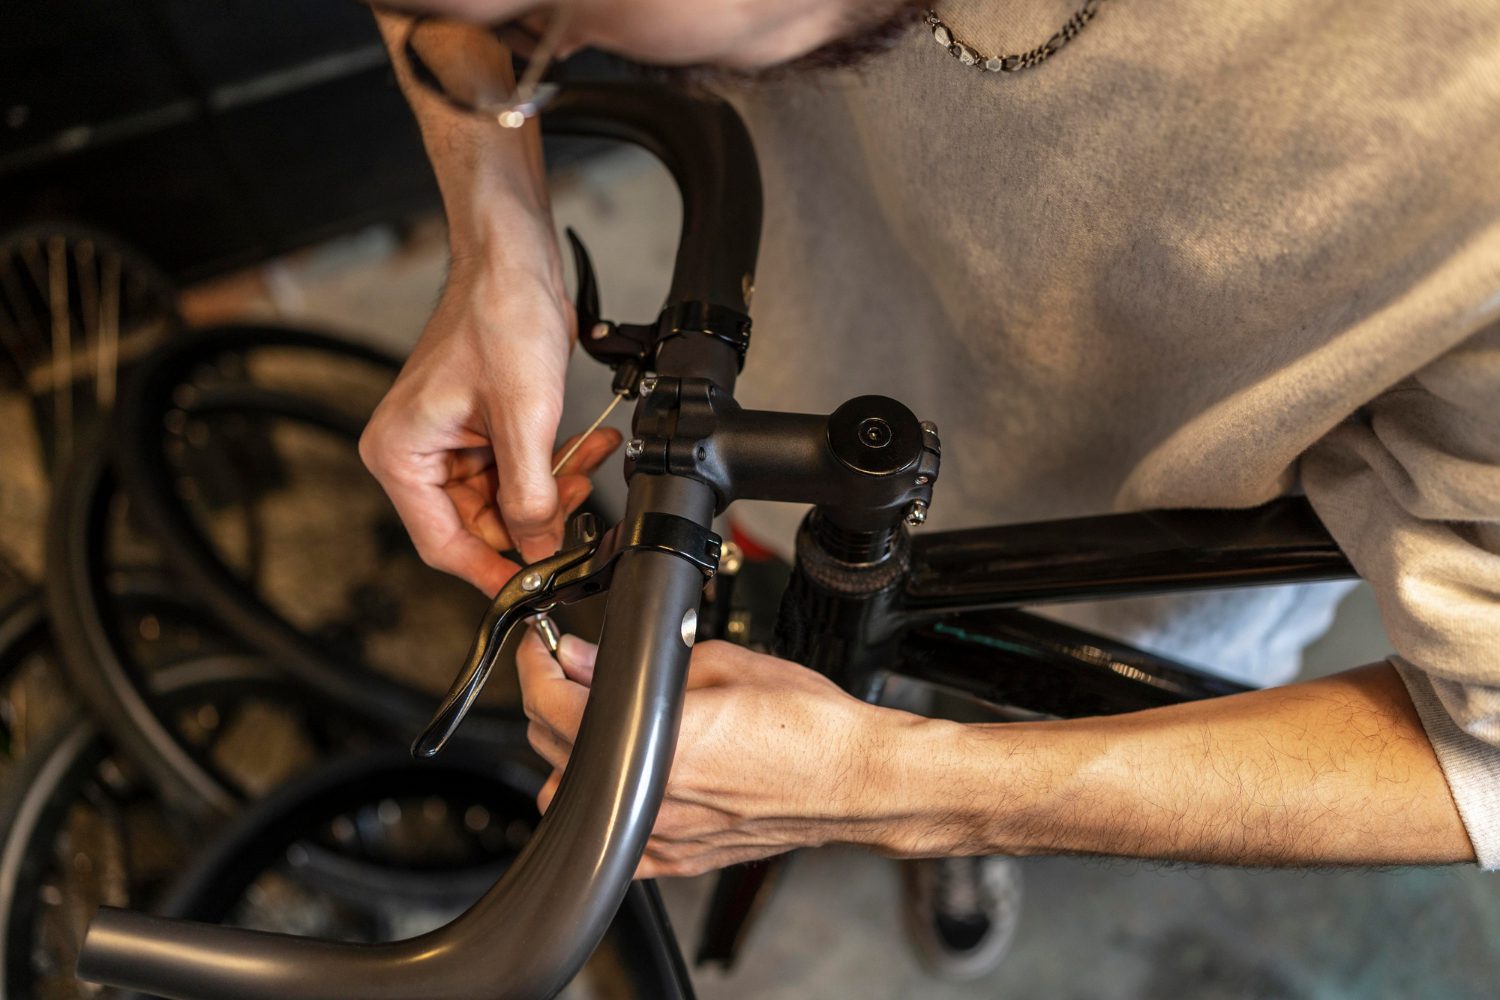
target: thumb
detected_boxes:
[491,406,564,562]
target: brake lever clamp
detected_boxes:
[412,510,723,759]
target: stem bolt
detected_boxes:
[904,499,929,526]
[625,438,644,461]
[639,376,657,397]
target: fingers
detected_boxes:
[516,630,589,741]
[556,635,597,686]
[490,407,565,563]
[527,721,571,770]
[491,412,620,562]
[360,425,521,597]
[552,426,622,521]
[551,426,622,477]
[536,769,560,815]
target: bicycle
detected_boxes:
[75,81,1352,1000]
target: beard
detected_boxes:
[648,3,925,88]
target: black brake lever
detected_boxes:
[566,227,656,396]
[413,510,723,759]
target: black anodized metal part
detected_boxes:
[902,497,1352,618]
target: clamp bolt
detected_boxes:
[904,499,929,526]
[520,571,543,592]
[590,322,611,341]
[639,376,658,397]
[625,438,644,461]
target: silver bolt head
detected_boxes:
[625,438,644,461]
[520,571,543,592]
[915,475,930,486]
[639,376,657,397]
[905,500,929,526]
[719,541,744,576]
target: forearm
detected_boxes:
[374,11,557,273]
[865,663,1474,866]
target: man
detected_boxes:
[361,0,1498,980]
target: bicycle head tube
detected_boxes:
[76,82,761,1000]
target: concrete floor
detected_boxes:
[138,148,1500,997]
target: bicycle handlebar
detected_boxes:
[77,82,761,1000]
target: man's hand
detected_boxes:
[367,10,624,596]
[383,0,911,71]
[520,630,1475,875]
[360,260,620,596]
[518,632,913,877]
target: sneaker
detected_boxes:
[902,856,1023,981]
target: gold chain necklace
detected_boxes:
[924,2,1109,74]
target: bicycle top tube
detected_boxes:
[76,82,762,1000]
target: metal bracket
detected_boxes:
[412,510,722,758]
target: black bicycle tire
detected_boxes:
[0,656,283,1000]
[46,438,249,819]
[111,324,525,744]
[151,749,695,1000]
[45,435,426,821]
[0,590,47,690]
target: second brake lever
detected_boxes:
[413,510,722,759]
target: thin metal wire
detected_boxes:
[550,391,622,476]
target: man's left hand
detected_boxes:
[517,630,917,878]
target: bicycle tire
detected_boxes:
[110,324,523,743]
[47,439,258,819]
[0,590,47,692]
[151,749,695,1000]
[0,656,286,1000]
[0,590,51,762]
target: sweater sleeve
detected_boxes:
[1301,322,1500,868]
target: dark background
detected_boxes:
[1,0,438,282]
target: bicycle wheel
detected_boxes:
[0,656,322,1000]
[111,325,519,741]
[47,439,269,819]
[0,590,66,774]
[152,749,695,999]
[0,224,179,476]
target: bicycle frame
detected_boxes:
[882,497,1349,713]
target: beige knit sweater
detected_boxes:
[722,0,1500,864]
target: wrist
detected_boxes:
[849,713,1074,859]
[827,710,980,856]
[447,185,560,277]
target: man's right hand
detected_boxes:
[359,257,620,597]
